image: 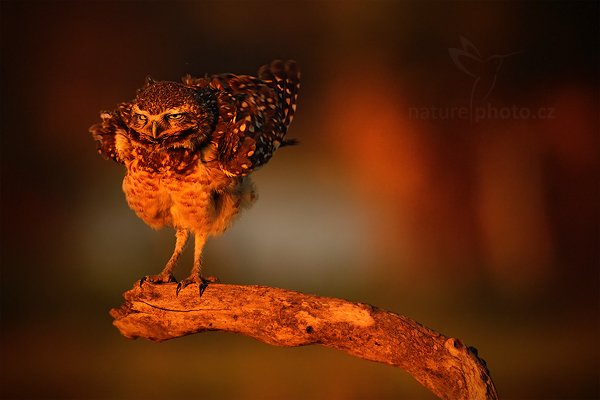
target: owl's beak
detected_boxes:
[151,121,159,138]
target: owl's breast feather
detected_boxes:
[121,159,234,232]
[122,168,173,229]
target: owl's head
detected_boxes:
[126,80,217,148]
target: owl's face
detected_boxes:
[126,81,216,147]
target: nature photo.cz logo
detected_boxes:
[409,36,556,122]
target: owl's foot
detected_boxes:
[139,273,178,288]
[176,276,219,297]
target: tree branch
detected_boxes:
[110,282,497,400]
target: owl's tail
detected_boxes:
[258,60,300,127]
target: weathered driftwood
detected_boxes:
[110,282,498,400]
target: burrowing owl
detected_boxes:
[90,60,300,294]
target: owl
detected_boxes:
[90,60,300,295]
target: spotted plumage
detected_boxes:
[90,60,300,293]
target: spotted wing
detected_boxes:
[208,60,300,176]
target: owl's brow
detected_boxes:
[161,108,187,116]
[131,104,147,115]
[132,105,187,117]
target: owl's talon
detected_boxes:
[176,276,218,297]
[175,277,197,296]
[199,279,210,297]
[140,273,178,287]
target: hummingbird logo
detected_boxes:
[449,37,521,111]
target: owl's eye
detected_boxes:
[166,113,183,120]
[136,114,147,121]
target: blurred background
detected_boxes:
[1,1,598,399]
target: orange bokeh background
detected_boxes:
[1,2,598,399]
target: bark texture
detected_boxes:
[110,282,498,400]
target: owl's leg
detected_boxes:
[176,232,216,296]
[140,229,189,286]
